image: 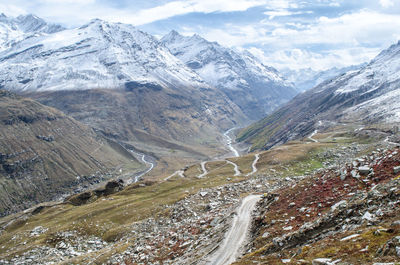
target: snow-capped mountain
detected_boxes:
[0,13,64,51]
[281,63,367,91]
[0,19,212,92]
[161,30,297,120]
[238,40,400,150]
[0,15,247,148]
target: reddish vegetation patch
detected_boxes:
[259,148,400,243]
[371,150,400,183]
[263,171,361,236]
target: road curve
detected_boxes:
[165,170,186,180]
[384,136,399,146]
[129,151,155,183]
[206,194,261,265]
[307,129,318,143]
[226,160,241,176]
[246,154,260,177]
[197,161,208,178]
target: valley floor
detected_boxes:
[0,125,399,265]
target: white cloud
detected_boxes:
[379,0,394,8]
[190,9,400,70]
[0,3,27,16]
[118,0,267,26]
[0,0,270,27]
[329,2,341,7]
[38,0,95,3]
[217,10,400,49]
[264,10,313,19]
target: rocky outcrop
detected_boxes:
[66,179,124,206]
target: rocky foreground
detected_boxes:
[238,147,400,264]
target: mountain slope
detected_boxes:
[0,90,142,216]
[161,30,297,120]
[0,17,246,159]
[238,41,400,150]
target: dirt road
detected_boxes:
[206,194,261,265]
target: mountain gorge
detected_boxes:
[161,30,297,120]
[238,41,400,150]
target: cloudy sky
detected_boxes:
[2,0,400,71]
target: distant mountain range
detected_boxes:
[0,18,210,92]
[0,15,251,154]
[238,40,400,150]
[281,63,367,91]
[0,14,295,122]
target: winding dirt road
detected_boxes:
[197,161,208,178]
[165,170,186,180]
[206,194,261,265]
[308,129,318,143]
[129,151,155,183]
[246,153,260,177]
[226,160,241,176]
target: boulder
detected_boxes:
[359,166,370,175]
[312,258,332,265]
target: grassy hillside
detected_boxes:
[0,90,142,216]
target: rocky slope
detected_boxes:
[238,41,400,150]
[237,146,400,264]
[27,87,243,157]
[161,30,297,120]
[0,90,142,216]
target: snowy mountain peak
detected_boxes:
[0,13,65,51]
[164,29,181,39]
[162,30,297,119]
[14,14,63,34]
